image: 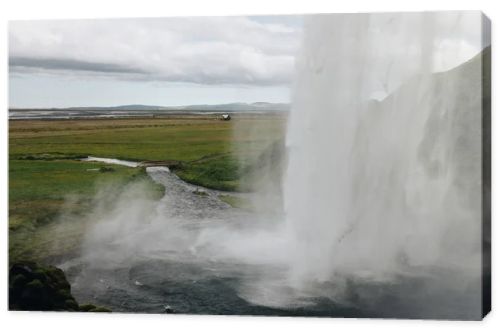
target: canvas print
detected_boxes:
[8,12,491,320]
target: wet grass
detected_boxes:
[174,155,242,191]
[9,158,164,262]
[218,195,254,210]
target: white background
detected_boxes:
[0,0,498,333]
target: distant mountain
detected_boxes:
[69,104,167,111]
[173,102,289,112]
[40,102,291,112]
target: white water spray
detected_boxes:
[284,12,484,286]
[66,12,487,318]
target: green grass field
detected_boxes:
[10,116,285,189]
[9,159,164,262]
[10,116,283,160]
[9,115,286,263]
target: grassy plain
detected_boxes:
[10,116,285,189]
[9,115,286,263]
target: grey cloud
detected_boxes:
[9,57,146,74]
[9,56,292,86]
[8,16,301,86]
[10,13,480,88]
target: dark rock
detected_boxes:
[79,304,98,312]
[91,306,112,312]
[9,261,110,312]
[163,305,175,314]
[78,304,111,312]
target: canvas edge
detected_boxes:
[481,11,492,320]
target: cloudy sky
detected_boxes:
[9,16,302,108]
[9,13,489,108]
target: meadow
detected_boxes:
[9,115,286,263]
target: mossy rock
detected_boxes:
[79,304,98,312]
[91,307,112,312]
[64,299,79,311]
[9,261,110,312]
[9,262,76,311]
[79,304,111,312]
[57,288,74,300]
[26,279,44,290]
[11,274,28,289]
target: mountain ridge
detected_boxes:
[10,102,290,112]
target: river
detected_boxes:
[56,157,480,319]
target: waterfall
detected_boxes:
[284,12,484,287]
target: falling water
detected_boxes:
[284,12,484,290]
[64,12,488,319]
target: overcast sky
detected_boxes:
[9,16,302,108]
[9,13,489,108]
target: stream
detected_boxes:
[61,157,350,316]
[57,157,480,319]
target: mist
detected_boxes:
[58,12,486,319]
[285,11,483,283]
